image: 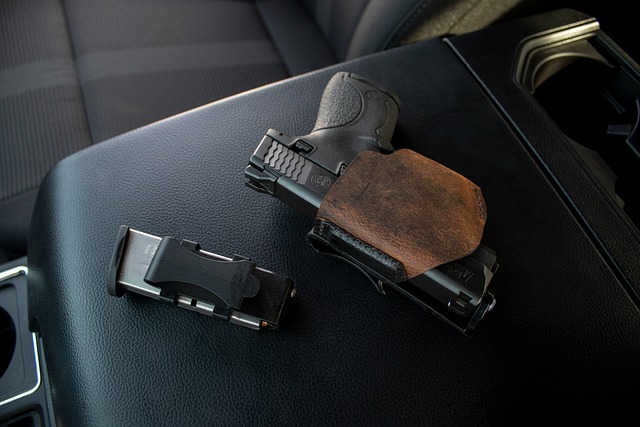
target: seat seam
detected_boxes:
[252,0,289,74]
[385,1,430,49]
[0,187,39,204]
[446,0,487,34]
[59,0,96,144]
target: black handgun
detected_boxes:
[245,72,497,334]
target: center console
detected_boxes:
[2,8,638,426]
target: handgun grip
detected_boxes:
[312,72,400,152]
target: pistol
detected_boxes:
[245,72,497,334]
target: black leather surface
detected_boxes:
[28,13,640,426]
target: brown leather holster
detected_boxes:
[308,149,487,285]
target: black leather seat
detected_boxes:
[0,0,540,258]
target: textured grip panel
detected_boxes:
[311,72,400,153]
[313,72,362,131]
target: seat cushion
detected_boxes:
[0,0,337,256]
[64,0,336,142]
[0,0,93,255]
